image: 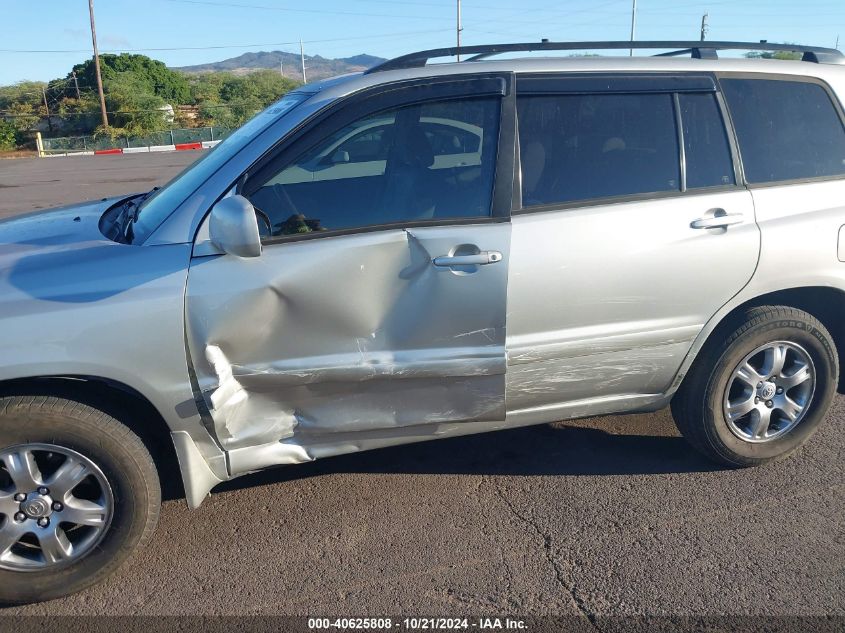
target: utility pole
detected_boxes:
[71,71,81,99]
[41,86,53,133]
[88,0,109,129]
[300,39,307,84]
[837,35,841,50]
[456,0,463,61]
[280,57,284,78]
[700,13,709,41]
[629,0,637,56]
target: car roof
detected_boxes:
[308,55,845,104]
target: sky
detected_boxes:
[2,0,845,84]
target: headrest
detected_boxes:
[392,126,434,168]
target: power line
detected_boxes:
[467,0,628,31]
[0,28,449,54]
[352,0,526,9]
[164,0,451,21]
[166,0,640,27]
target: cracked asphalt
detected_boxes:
[0,154,843,619]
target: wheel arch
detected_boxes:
[674,286,845,397]
[0,375,185,500]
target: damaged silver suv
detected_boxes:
[3,40,845,603]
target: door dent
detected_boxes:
[189,225,510,455]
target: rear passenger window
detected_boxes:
[721,78,845,183]
[517,93,680,206]
[678,93,735,188]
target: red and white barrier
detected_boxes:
[44,139,221,158]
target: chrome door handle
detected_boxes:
[690,211,745,230]
[433,251,503,267]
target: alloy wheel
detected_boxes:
[723,341,816,443]
[0,443,113,571]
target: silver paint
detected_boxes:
[208,195,262,258]
[0,202,227,506]
[185,224,510,473]
[2,56,845,507]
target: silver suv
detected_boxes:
[2,40,845,603]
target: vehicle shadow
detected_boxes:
[177,411,723,501]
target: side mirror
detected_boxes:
[209,194,262,258]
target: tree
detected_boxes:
[745,50,802,60]
[189,70,299,126]
[0,119,16,151]
[0,55,303,143]
[68,53,190,103]
[189,72,227,104]
[102,72,169,136]
[0,82,44,134]
[54,95,101,135]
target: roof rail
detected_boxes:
[365,40,845,73]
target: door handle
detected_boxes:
[690,210,745,230]
[433,251,503,267]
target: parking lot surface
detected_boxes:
[0,154,842,619]
[0,152,201,219]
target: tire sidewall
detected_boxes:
[703,315,837,462]
[0,403,158,603]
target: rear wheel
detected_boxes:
[672,306,838,466]
[0,396,160,604]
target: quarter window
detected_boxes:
[517,93,680,206]
[678,93,736,189]
[721,78,845,184]
[248,97,500,238]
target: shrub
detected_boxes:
[0,119,17,151]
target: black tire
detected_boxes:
[0,396,160,604]
[672,305,838,466]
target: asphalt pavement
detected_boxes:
[0,152,201,219]
[0,153,842,620]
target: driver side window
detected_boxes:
[247,97,501,238]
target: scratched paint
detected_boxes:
[506,342,691,410]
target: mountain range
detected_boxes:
[173,52,387,81]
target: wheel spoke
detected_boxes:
[61,497,108,527]
[37,525,73,564]
[780,364,812,390]
[735,362,764,387]
[765,344,788,378]
[726,396,756,421]
[779,396,804,423]
[749,407,772,439]
[3,449,43,491]
[47,456,91,498]
[0,521,24,557]
[0,490,17,517]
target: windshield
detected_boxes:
[129,91,311,244]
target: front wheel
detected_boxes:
[672,306,838,466]
[0,396,161,604]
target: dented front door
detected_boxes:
[185,223,510,456]
[184,76,513,467]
